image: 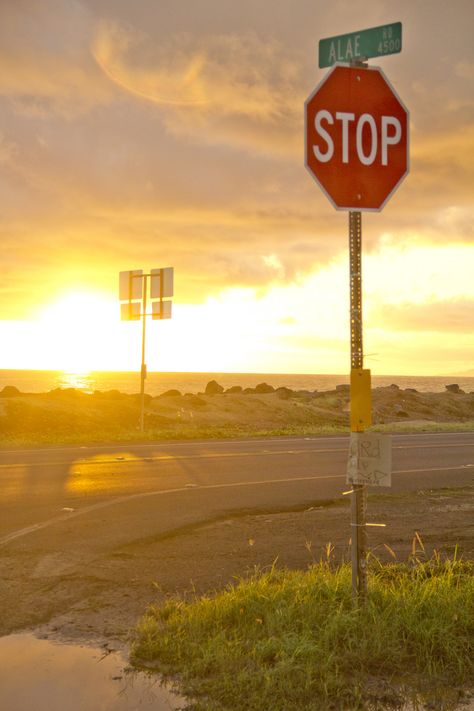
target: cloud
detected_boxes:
[0,0,114,115]
[372,300,474,334]
[92,22,304,155]
[455,61,474,81]
[410,125,474,209]
[0,133,17,165]
[0,0,473,333]
[364,244,474,307]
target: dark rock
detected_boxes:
[205,380,224,395]
[243,387,256,394]
[275,387,292,400]
[158,389,182,398]
[336,384,350,393]
[225,386,243,394]
[389,383,400,390]
[49,387,84,397]
[0,385,21,397]
[405,388,418,393]
[446,383,464,394]
[254,382,275,394]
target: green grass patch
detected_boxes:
[371,420,474,434]
[132,557,474,710]
[0,423,349,447]
[2,420,474,447]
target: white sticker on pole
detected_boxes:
[151,267,174,299]
[119,270,143,301]
[346,432,392,487]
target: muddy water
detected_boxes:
[0,633,185,711]
[1,633,471,711]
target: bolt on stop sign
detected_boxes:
[305,64,409,211]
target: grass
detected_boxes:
[132,555,474,710]
[2,421,474,447]
[0,423,346,447]
[372,420,474,434]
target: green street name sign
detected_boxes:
[319,22,402,68]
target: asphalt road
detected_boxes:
[1,431,473,549]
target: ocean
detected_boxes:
[0,370,473,396]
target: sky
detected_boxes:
[0,0,473,375]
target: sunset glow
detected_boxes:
[0,1,472,376]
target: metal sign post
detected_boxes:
[119,267,174,432]
[139,274,148,433]
[305,23,407,604]
[349,210,367,601]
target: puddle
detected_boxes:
[1,633,471,711]
[0,633,186,711]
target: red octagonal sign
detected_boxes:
[305,64,409,211]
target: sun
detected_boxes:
[36,291,122,372]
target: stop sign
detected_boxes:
[305,64,409,211]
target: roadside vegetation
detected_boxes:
[0,383,474,445]
[132,553,474,710]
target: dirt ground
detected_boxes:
[1,484,472,649]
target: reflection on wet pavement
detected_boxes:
[0,633,185,711]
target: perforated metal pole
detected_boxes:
[349,210,367,602]
[139,274,148,433]
[349,212,363,371]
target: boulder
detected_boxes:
[225,386,243,394]
[158,389,182,398]
[336,384,350,393]
[0,385,21,397]
[254,382,275,394]
[205,380,224,395]
[48,387,83,398]
[446,383,464,394]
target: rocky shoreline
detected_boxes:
[0,379,473,442]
